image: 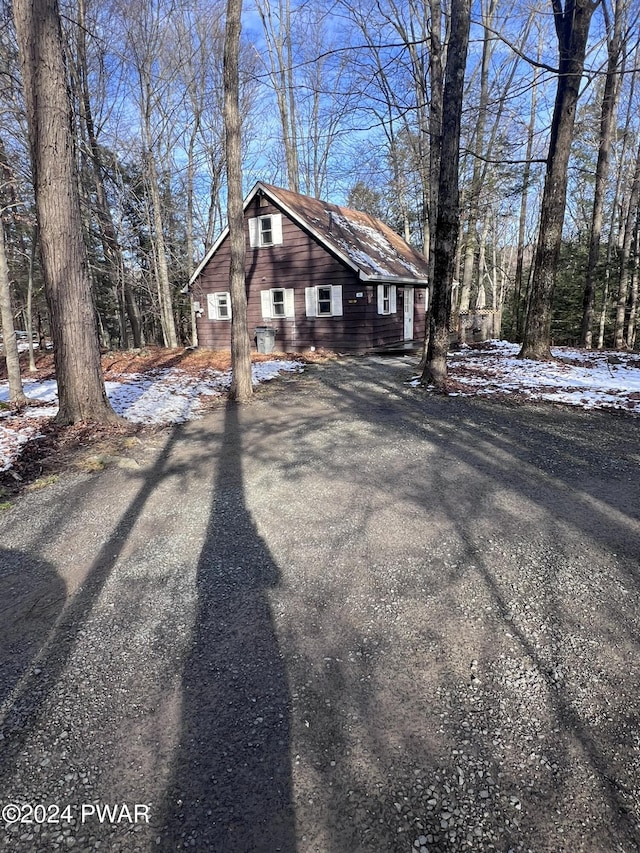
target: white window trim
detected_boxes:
[248,213,283,248]
[305,285,343,318]
[260,287,295,319]
[207,291,232,320]
[377,284,397,315]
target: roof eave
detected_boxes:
[359,272,430,286]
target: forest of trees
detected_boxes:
[1,0,640,414]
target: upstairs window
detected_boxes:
[249,213,283,247]
[260,288,295,319]
[260,217,273,245]
[207,292,232,320]
[305,285,343,318]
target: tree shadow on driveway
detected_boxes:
[0,548,64,710]
[0,425,191,801]
[159,400,295,853]
[235,356,640,851]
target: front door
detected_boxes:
[403,288,414,340]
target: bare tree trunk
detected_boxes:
[146,145,178,348]
[380,0,432,254]
[626,216,639,348]
[13,0,117,425]
[76,0,142,350]
[580,0,624,348]
[614,143,640,349]
[428,0,444,280]
[135,50,178,349]
[224,0,252,401]
[512,53,540,341]
[0,219,26,404]
[596,273,610,349]
[256,0,300,192]
[416,0,444,364]
[458,0,496,321]
[598,56,638,348]
[520,0,598,361]
[421,0,471,387]
[186,121,199,347]
[26,229,37,372]
[0,135,37,373]
[475,207,491,310]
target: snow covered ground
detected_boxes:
[1,343,639,474]
[429,341,640,413]
[0,360,301,473]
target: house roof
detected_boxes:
[188,182,430,288]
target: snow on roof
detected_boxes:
[260,184,430,282]
[188,182,430,287]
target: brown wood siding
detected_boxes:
[192,195,426,352]
[414,288,427,340]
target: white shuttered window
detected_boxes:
[248,214,283,247]
[305,285,343,317]
[207,292,232,320]
[377,284,397,314]
[260,288,295,319]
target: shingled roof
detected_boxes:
[260,183,430,282]
[189,182,430,286]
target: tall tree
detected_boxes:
[255,0,300,192]
[457,6,535,337]
[13,0,117,424]
[520,0,600,360]
[427,0,444,272]
[224,0,253,401]
[124,0,180,348]
[596,46,639,348]
[0,134,28,400]
[580,0,625,348]
[0,211,26,404]
[614,138,640,349]
[511,57,540,341]
[457,0,498,320]
[74,0,142,349]
[421,0,471,386]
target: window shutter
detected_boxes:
[305,287,317,317]
[271,213,283,245]
[260,290,272,319]
[284,288,295,318]
[331,285,343,317]
[207,293,217,319]
[248,217,259,248]
[390,285,397,313]
[377,284,384,314]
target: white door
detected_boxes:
[403,289,414,340]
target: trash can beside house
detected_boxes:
[255,326,276,354]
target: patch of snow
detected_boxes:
[0,423,43,473]
[444,340,640,414]
[0,359,302,471]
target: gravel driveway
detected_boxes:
[1,355,639,853]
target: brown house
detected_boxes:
[188,182,430,353]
